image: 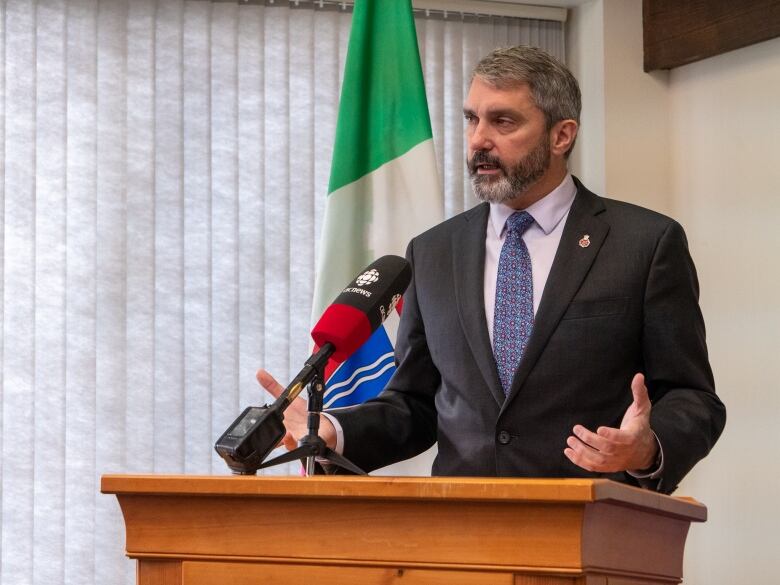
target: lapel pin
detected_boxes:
[578,234,591,248]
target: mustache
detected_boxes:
[468,150,505,175]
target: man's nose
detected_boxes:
[468,121,494,152]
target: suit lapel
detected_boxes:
[451,203,506,406]
[503,182,609,408]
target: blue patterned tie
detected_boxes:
[493,211,535,395]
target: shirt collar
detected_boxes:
[489,173,577,238]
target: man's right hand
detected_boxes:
[256,369,338,451]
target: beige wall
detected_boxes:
[602,1,672,214]
[568,0,672,212]
[565,0,606,194]
[567,1,780,582]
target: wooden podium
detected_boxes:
[101,475,706,585]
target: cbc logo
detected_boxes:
[356,269,380,287]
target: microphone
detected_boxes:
[311,254,411,362]
[215,255,411,474]
[273,254,411,411]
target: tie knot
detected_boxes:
[506,211,534,236]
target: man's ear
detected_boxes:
[550,119,578,157]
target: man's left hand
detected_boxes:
[564,373,658,473]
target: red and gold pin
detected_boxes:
[578,234,591,248]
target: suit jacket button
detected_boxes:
[497,430,511,445]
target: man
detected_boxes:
[258,46,725,494]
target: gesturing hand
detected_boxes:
[564,373,658,473]
[255,369,337,451]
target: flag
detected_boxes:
[313,0,443,408]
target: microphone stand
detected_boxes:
[258,348,367,476]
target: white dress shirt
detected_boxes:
[484,174,576,344]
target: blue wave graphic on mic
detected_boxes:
[323,326,396,408]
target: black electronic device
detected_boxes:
[215,405,286,474]
[214,343,334,475]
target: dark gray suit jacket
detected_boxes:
[331,179,725,493]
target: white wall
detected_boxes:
[567,1,780,582]
[669,34,780,584]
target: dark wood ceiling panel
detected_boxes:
[643,0,780,71]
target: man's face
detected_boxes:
[464,77,551,205]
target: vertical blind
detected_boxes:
[0,1,564,583]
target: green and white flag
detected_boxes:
[314,0,443,408]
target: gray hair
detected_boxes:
[472,46,581,148]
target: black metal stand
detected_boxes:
[258,361,366,476]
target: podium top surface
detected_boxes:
[101,474,706,522]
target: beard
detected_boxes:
[468,134,551,205]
